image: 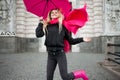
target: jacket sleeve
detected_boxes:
[35,23,45,38]
[64,27,84,45]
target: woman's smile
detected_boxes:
[51,10,59,19]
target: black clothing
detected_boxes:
[47,51,74,80]
[36,22,84,80]
[36,23,84,51]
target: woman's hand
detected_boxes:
[83,37,92,42]
[43,20,48,26]
[39,17,47,27]
[39,17,43,20]
[39,17,43,22]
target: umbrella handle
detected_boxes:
[39,17,44,23]
[39,17,43,20]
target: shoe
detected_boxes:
[73,70,88,80]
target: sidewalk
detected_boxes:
[0,52,120,80]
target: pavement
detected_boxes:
[0,52,120,80]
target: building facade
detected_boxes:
[0,0,120,53]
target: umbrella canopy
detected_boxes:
[23,0,72,19]
[63,4,88,34]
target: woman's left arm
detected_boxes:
[64,28,91,44]
[64,28,83,45]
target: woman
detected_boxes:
[36,8,91,80]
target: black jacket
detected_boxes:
[36,22,84,51]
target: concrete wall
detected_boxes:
[0,0,16,33]
[1,36,119,54]
[16,0,38,37]
[16,37,39,53]
[0,36,16,53]
[0,0,17,54]
[79,37,103,53]
[104,0,120,36]
[0,37,39,53]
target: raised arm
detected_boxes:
[35,23,44,38]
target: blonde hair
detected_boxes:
[43,9,64,34]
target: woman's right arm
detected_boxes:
[35,23,44,38]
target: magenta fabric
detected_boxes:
[23,0,71,19]
[63,4,88,34]
[49,18,58,24]
[62,4,88,52]
[64,39,70,53]
[73,70,89,80]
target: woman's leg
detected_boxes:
[57,52,88,80]
[47,54,57,80]
[57,52,74,80]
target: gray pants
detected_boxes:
[47,51,74,80]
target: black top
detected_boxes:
[36,22,84,51]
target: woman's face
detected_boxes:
[50,10,59,19]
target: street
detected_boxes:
[0,52,120,80]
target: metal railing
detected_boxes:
[107,43,120,47]
[107,43,120,65]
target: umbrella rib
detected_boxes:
[49,0,57,8]
[28,0,44,10]
[42,1,48,16]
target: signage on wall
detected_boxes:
[0,31,15,36]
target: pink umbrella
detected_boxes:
[23,0,72,19]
